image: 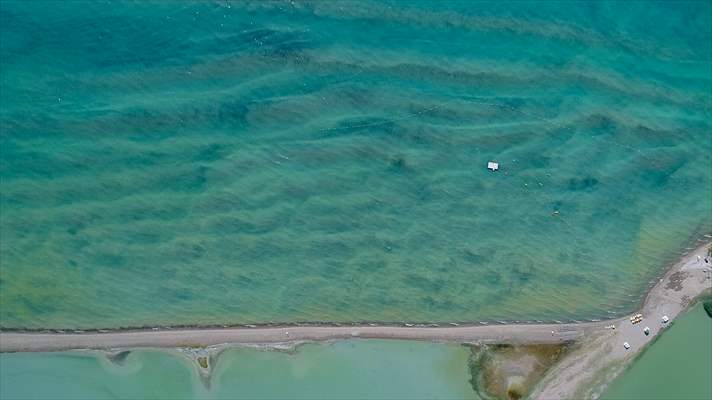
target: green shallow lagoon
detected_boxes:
[0,340,476,400]
[0,350,199,400]
[1,1,711,328]
[602,302,712,400]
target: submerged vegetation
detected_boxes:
[1,1,711,330]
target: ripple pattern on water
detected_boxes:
[0,1,711,328]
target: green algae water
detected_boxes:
[1,1,711,329]
[0,340,476,399]
[211,340,475,399]
[0,350,199,400]
[602,302,712,400]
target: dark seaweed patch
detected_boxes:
[65,221,86,236]
[404,273,445,292]
[640,163,684,187]
[174,243,206,260]
[0,150,78,180]
[18,295,56,315]
[236,28,278,44]
[210,217,271,235]
[193,143,230,161]
[528,155,551,169]
[388,156,408,171]
[638,150,687,188]
[556,273,583,286]
[357,260,386,272]
[325,117,397,136]
[462,249,491,265]
[123,231,163,245]
[215,100,249,127]
[174,290,194,301]
[511,260,535,284]
[421,296,457,311]
[93,252,125,268]
[163,166,211,192]
[583,114,617,135]
[568,176,599,191]
[233,274,254,288]
[484,270,503,285]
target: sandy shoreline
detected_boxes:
[1,242,710,398]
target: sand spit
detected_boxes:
[1,242,710,399]
[530,242,711,399]
[0,320,595,353]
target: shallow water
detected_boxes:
[1,1,711,328]
[602,302,712,400]
[0,340,476,399]
[0,350,199,400]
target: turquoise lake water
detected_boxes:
[602,302,712,400]
[1,1,711,328]
[0,340,476,399]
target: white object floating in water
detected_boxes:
[662,315,669,323]
[623,342,631,349]
[487,161,499,171]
